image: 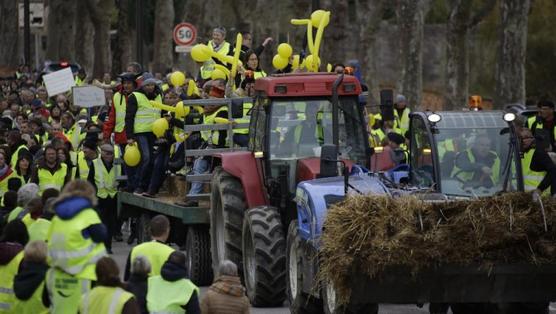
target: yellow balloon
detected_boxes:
[277,43,293,58]
[190,44,211,62]
[272,54,289,70]
[124,144,141,167]
[305,54,320,72]
[292,55,300,69]
[187,79,200,97]
[170,71,186,87]
[211,68,227,80]
[311,10,330,28]
[327,63,332,72]
[152,118,169,138]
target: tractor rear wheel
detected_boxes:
[242,206,287,307]
[210,167,246,275]
[136,212,151,244]
[185,225,213,286]
[287,220,322,314]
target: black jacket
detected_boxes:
[124,87,162,139]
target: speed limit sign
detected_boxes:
[173,22,197,46]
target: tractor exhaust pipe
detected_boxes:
[331,74,344,150]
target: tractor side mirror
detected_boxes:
[319,144,339,178]
[231,99,244,119]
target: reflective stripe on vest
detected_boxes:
[522,149,546,191]
[233,101,253,135]
[113,92,127,133]
[200,41,231,79]
[201,106,228,145]
[93,158,121,198]
[38,163,67,192]
[48,208,106,279]
[0,251,24,312]
[133,92,162,134]
[394,108,410,135]
[80,286,133,314]
[147,276,199,314]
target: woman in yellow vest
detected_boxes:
[46,180,107,314]
[0,220,28,313]
[0,151,17,198]
[243,50,267,79]
[200,27,231,80]
[13,240,49,314]
[14,153,32,186]
[80,256,138,314]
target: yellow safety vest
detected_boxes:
[254,70,266,79]
[233,101,252,135]
[37,163,67,192]
[113,92,127,133]
[64,124,84,151]
[46,267,92,314]
[130,241,174,277]
[80,286,134,314]
[146,276,199,314]
[0,251,24,313]
[47,207,106,280]
[437,139,456,161]
[370,128,386,147]
[21,213,35,229]
[7,207,24,223]
[93,158,121,198]
[28,218,51,242]
[10,145,27,168]
[201,106,229,146]
[0,169,16,197]
[452,150,500,184]
[394,107,410,135]
[133,92,162,134]
[76,151,90,180]
[200,41,231,80]
[13,281,48,314]
[522,149,546,192]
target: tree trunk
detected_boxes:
[113,0,133,75]
[86,0,115,79]
[152,0,175,73]
[495,0,531,108]
[357,0,386,107]
[396,0,431,108]
[321,0,348,66]
[46,0,76,61]
[0,1,19,67]
[74,0,94,77]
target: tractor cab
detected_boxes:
[250,73,370,209]
[409,111,523,198]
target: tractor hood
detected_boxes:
[295,174,390,246]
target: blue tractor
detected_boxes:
[286,109,556,313]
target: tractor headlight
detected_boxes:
[503,112,516,122]
[427,113,441,123]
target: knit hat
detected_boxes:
[387,132,405,145]
[396,94,407,104]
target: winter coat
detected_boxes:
[200,275,250,314]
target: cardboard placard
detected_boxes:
[72,85,106,108]
[43,67,75,96]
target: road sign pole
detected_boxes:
[24,0,30,65]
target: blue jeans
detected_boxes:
[147,146,169,194]
[135,133,155,191]
[188,157,208,195]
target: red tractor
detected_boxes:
[210,73,370,306]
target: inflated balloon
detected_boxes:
[214,64,230,78]
[124,144,141,167]
[312,11,330,60]
[170,71,186,87]
[277,43,293,58]
[211,68,227,80]
[150,100,190,119]
[231,33,242,78]
[152,118,169,138]
[292,55,300,70]
[327,63,332,72]
[305,54,320,72]
[311,10,330,28]
[191,44,211,62]
[187,79,200,97]
[272,54,289,70]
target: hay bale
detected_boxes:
[319,192,556,303]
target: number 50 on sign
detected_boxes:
[173,22,197,46]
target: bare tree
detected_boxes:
[495,0,531,107]
[46,0,76,61]
[113,0,133,75]
[74,0,94,77]
[152,0,175,73]
[0,1,19,67]
[321,0,349,65]
[86,0,115,79]
[445,0,496,110]
[396,0,431,108]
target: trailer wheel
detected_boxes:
[210,167,246,274]
[287,220,322,314]
[322,280,378,314]
[136,213,151,244]
[185,225,213,286]
[242,206,286,307]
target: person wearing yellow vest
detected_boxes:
[103,72,137,146]
[30,145,69,193]
[124,215,174,280]
[13,153,32,186]
[519,128,556,197]
[27,190,59,243]
[20,197,42,229]
[527,100,556,152]
[393,94,411,136]
[62,112,84,150]
[124,75,162,194]
[0,220,28,313]
[200,27,231,81]
[0,152,17,198]
[46,179,107,314]
[7,130,30,169]
[80,256,139,314]
[88,143,121,254]
[6,183,39,223]
[146,251,200,313]
[13,240,50,314]
[452,137,500,188]
[228,71,255,147]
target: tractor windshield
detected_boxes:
[433,112,519,197]
[268,97,367,165]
